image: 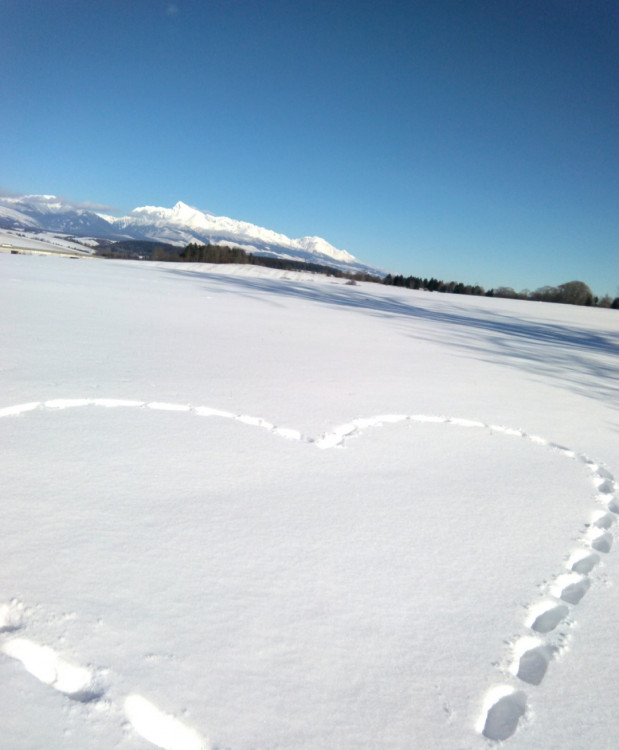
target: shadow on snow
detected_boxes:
[160,266,619,409]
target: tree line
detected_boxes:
[382,274,618,308]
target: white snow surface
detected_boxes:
[0,228,94,254]
[1,254,618,749]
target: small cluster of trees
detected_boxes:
[489,282,618,307]
[155,242,383,280]
[178,243,247,264]
[529,281,614,307]
[97,240,180,260]
[383,274,485,296]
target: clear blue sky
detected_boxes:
[2,0,617,295]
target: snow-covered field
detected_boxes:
[1,254,618,749]
[0,228,94,255]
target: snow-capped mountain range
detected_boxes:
[0,194,377,273]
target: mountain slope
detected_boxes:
[0,195,118,237]
[0,194,378,273]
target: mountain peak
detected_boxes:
[172,201,194,215]
[169,201,210,229]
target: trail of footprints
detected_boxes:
[477,451,617,741]
[0,398,617,745]
[0,601,208,750]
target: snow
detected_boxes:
[0,228,94,254]
[0,204,42,229]
[293,235,356,263]
[1,254,618,749]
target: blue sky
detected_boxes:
[2,1,617,295]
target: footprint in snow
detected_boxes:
[480,687,527,741]
[551,573,591,605]
[124,694,209,750]
[526,600,570,634]
[596,479,615,495]
[591,510,615,530]
[510,637,555,686]
[587,528,613,554]
[1,637,103,702]
[567,550,600,575]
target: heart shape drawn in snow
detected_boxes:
[0,398,616,749]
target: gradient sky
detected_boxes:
[2,0,617,295]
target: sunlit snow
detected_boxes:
[1,255,618,749]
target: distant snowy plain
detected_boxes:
[1,255,618,749]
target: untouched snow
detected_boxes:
[0,228,94,255]
[1,255,618,749]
